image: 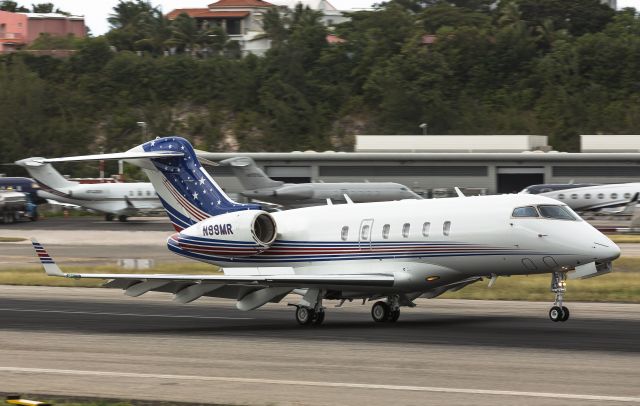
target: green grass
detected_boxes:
[441,271,640,302]
[0,263,220,288]
[607,234,640,243]
[0,237,27,243]
[1,259,638,302]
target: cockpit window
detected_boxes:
[512,206,539,218]
[537,205,577,220]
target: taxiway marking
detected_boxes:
[0,308,252,320]
[1,367,638,403]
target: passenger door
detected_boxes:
[359,219,374,250]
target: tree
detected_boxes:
[31,3,67,14]
[0,1,28,12]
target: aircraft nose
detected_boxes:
[594,239,621,262]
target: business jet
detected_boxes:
[15,157,162,221]
[521,183,640,213]
[219,156,421,207]
[30,137,620,325]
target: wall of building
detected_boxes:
[26,15,85,43]
[0,11,28,52]
[200,152,640,197]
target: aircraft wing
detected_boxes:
[31,239,395,296]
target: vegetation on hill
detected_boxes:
[1,0,640,177]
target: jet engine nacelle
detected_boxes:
[176,210,277,258]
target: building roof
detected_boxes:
[208,0,275,8]
[167,8,250,19]
[24,12,84,20]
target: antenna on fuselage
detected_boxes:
[454,187,466,198]
[343,194,354,204]
[326,198,333,206]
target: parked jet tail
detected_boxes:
[219,157,284,190]
[37,137,261,231]
[14,158,78,198]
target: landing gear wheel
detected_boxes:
[118,215,128,222]
[295,306,314,325]
[371,301,390,322]
[388,309,400,322]
[312,309,325,325]
[560,306,570,322]
[105,213,114,221]
[549,306,564,322]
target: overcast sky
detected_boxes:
[28,0,640,36]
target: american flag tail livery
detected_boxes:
[135,137,261,232]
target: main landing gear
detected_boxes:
[549,272,570,322]
[293,288,325,326]
[371,295,400,323]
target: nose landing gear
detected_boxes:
[549,272,570,322]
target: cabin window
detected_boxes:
[402,223,410,238]
[557,194,565,200]
[341,226,349,241]
[537,205,577,221]
[624,193,631,199]
[422,222,431,237]
[382,224,390,239]
[137,190,143,196]
[597,193,604,199]
[361,224,370,240]
[443,221,451,236]
[146,190,151,196]
[129,191,134,196]
[570,194,578,199]
[512,206,539,218]
[611,193,618,199]
[584,193,591,199]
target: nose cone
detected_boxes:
[594,237,621,262]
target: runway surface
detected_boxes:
[0,286,639,405]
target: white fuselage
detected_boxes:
[528,183,640,212]
[38,182,162,216]
[174,194,619,292]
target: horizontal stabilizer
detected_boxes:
[36,151,184,164]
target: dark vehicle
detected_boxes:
[0,191,37,223]
[0,177,46,204]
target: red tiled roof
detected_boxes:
[167,9,250,19]
[326,34,345,44]
[208,0,275,8]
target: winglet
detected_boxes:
[30,238,65,277]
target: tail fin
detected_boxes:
[134,137,260,231]
[219,157,284,190]
[15,158,78,196]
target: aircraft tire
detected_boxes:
[388,309,400,322]
[312,309,325,325]
[372,301,390,322]
[296,306,314,325]
[118,215,128,222]
[549,306,563,322]
[105,214,114,221]
[560,306,570,322]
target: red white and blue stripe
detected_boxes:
[32,241,55,264]
[168,234,548,264]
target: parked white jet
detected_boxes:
[219,156,421,207]
[15,157,162,221]
[31,137,620,324]
[521,183,640,213]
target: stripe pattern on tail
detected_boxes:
[32,240,54,264]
